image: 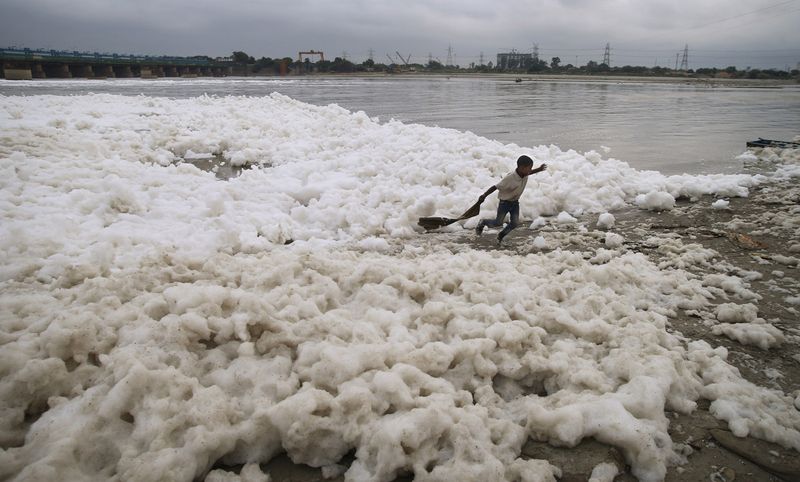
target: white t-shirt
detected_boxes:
[495,170,528,201]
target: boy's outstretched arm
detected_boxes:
[478,185,497,202]
[533,163,548,174]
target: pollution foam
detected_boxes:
[1,93,799,481]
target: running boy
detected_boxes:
[475,155,547,244]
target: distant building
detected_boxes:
[496,51,532,70]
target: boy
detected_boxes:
[475,155,547,244]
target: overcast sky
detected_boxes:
[2,0,799,69]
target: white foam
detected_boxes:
[605,232,624,249]
[589,462,619,482]
[712,303,783,350]
[530,216,547,229]
[711,323,784,350]
[2,93,798,481]
[596,213,615,229]
[0,93,767,246]
[716,303,759,324]
[556,211,577,224]
[636,191,676,211]
[711,199,730,210]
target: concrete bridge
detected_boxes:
[1,48,233,80]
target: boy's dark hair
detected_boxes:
[517,155,534,167]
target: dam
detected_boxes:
[1,47,232,79]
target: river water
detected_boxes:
[2,76,798,175]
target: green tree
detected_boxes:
[232,51,254,64]
[316,60,332,72]
[550,57,561,69]
[253,57,278,73]
[427,60,444,70]
[526,58,549,73]
[325,57,356,73]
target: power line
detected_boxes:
[687,0,798,30]
[618,0,799,51]
[614,47,800,53]
[410,51,796,59]
[532,47,800,53]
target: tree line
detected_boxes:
[230,51,799,80]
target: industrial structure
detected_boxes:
[0,47,231,80]
[298,50,324,63]
[496,50,532,70]
[297,50,324,74]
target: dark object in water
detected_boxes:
[515,78,522,83]
[746,138,800,149]
[418,198,483,231]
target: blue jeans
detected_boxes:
[479,200,520,238]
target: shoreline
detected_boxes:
[3,72,797,87]
[322,72,799,87]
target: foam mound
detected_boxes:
[1,93,799,481]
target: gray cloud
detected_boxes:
[1,0,798,68]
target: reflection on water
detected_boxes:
[2,76,798,175]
